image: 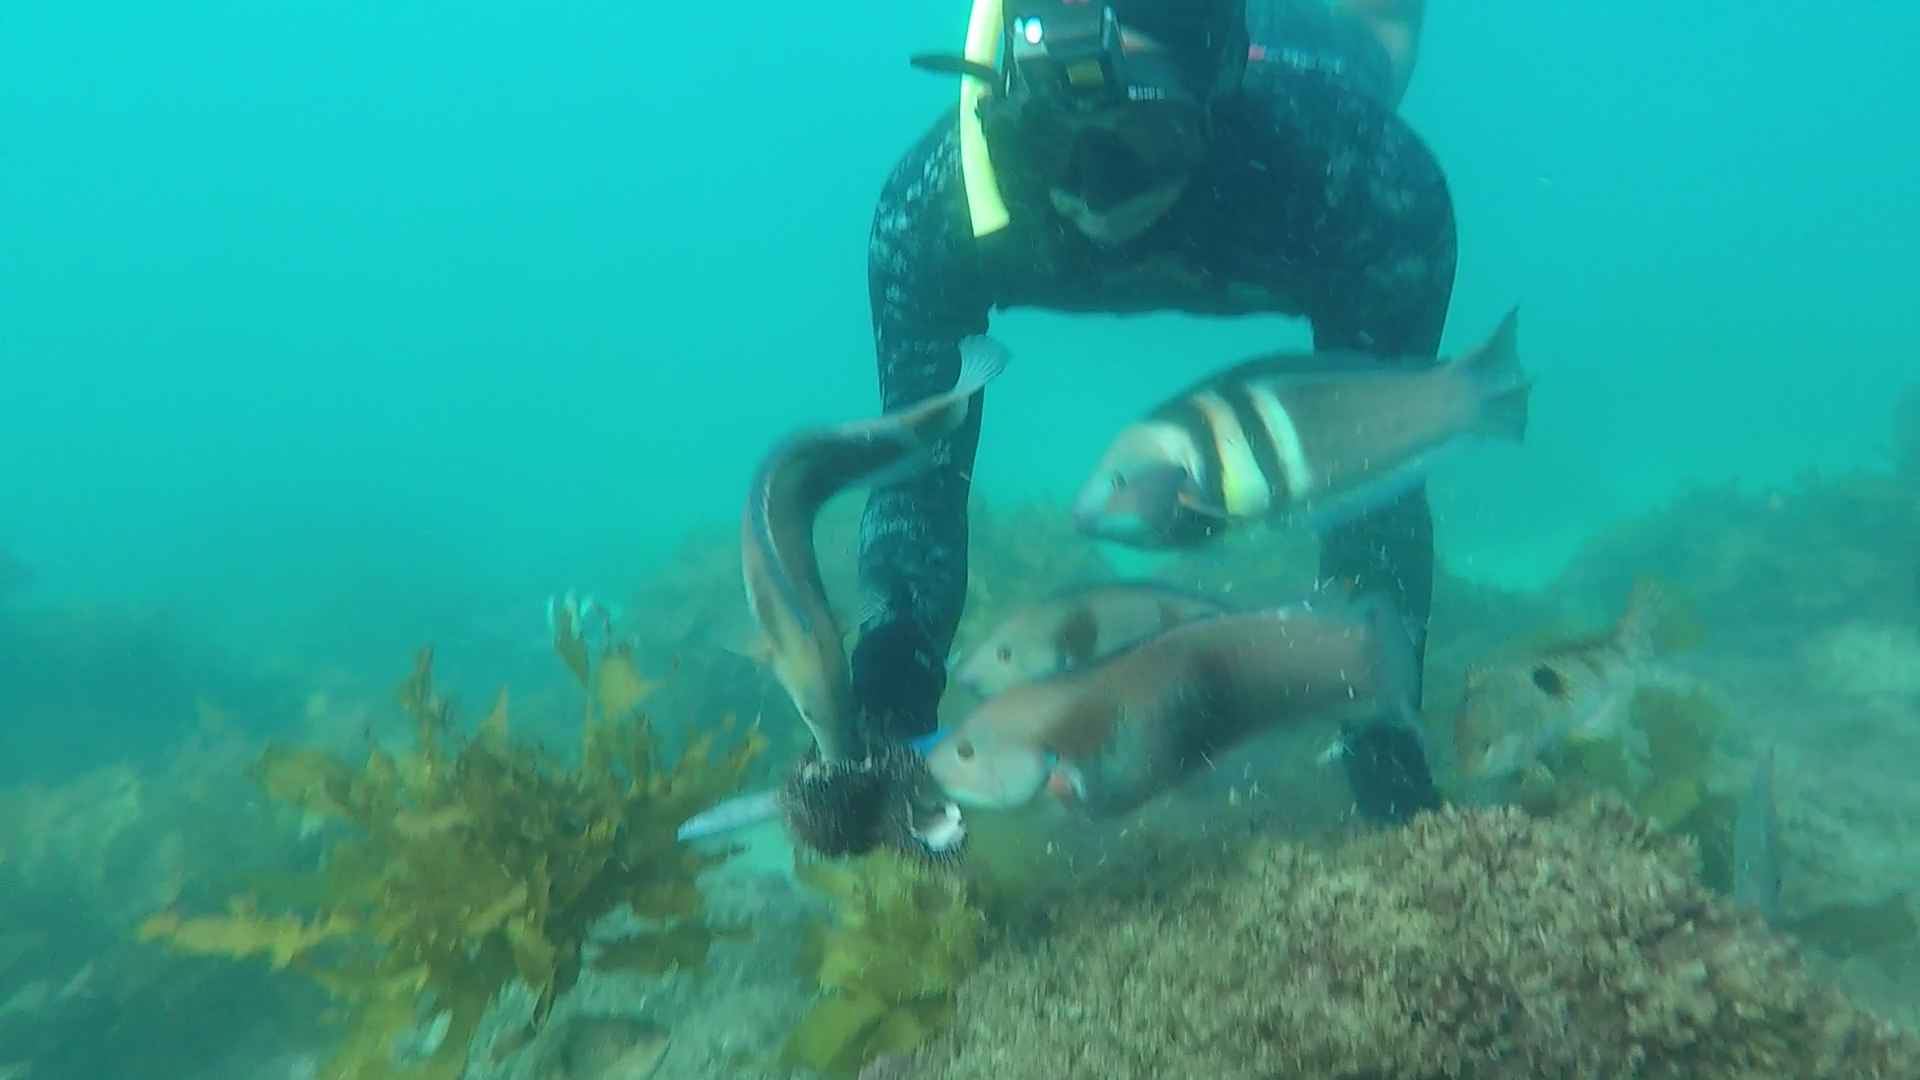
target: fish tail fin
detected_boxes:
[676,789,782,842]
[875,335,1014,480]
[955,334,1012,399]
[1461,307,1530,442]
[927,334,1011,434]
[1614,577,1704,660]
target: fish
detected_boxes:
[1732,745,1783,924]
[1071,308,1527,548]
[1451,581,1686,783]
[924,590,1420,817]
[742,335,1011,763]
[950,580,1231,698]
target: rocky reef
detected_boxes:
[908,798,1920,1080]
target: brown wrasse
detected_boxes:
[926,589,1419,817]
[742,336,1010,762]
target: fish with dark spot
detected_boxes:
[925,590,1419,817]
[951,581,1230,698]
[1452,581,1690,783]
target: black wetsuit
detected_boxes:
[852,2,1456,823]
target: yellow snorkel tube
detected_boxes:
[960,0,1011,237]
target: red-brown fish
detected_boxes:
[925,591,1418,816]
[951,580,1230,698]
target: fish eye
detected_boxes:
[955,739,975,761]
[1111,473,1128,492]
[996,645,1013,662]
[1530,664,1568,697]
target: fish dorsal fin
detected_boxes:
[1612,578,1703,659]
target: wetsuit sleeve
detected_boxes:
[850,114,994,744]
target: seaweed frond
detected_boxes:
[136,624,764,1079]
[781,850,987,1078]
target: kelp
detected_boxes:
[137,617,765,1079]
[782,850,987,1078]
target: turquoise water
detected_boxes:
[2,2,1917,1075]
[5,2,1913,637]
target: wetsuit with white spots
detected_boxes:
[853,1,1455,823]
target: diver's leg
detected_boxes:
[851,399,981,744]
[1318,487,1441,822]
[850,118,992,748]
[1283,48,1456,822]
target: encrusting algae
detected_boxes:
[136,604,765,1079]
[908,796,1920,1080]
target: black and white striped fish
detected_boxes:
[1070,309,1527,548]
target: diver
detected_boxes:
[848,0,1453,843]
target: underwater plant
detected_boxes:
[136,609,765,1079]
[781,849,987,1078]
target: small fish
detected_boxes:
[950,580,1230,697]
[742,336,1011,762]
[925,591,1419,817]
[1452,581,1683,783]
[1732,745,1783,924]
[1072,308,1527,548]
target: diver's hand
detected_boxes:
[850,618,945,743]
[777,740,968,860]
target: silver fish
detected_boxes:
[951,580,1229,698]
[1732,745,1782,924]
[742,336,1010,762]
[925,592,1418,817]
[1072,308,1527,548]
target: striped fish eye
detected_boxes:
[954,739,976,761]
[996,645,1013,662]
[1110,473,1128,491]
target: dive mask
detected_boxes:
[912,0,1239,235]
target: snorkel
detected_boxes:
[960,0,1010,237]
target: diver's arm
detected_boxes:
[1331,0,1424,105]
[851,117,993,743]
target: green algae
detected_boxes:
[137,629,765,1079]
[781,850,987,1078]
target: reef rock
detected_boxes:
[910,798,1920,1079]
